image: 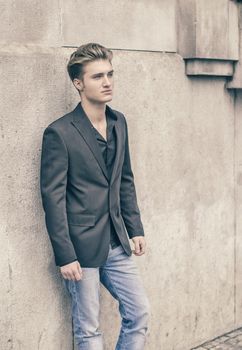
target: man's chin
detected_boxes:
[88,96,113,105]
[101,96,113,103]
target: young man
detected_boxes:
[40,43,149,350]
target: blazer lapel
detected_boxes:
[71,103,109,182]
[110,121,122,185]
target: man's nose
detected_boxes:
[103,75,111,86]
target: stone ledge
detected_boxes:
[226,4,242,89]
[185,59,235,76]
[226,60,242,89]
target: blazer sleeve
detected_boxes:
[40,126,77,266]
[120,117,145,238]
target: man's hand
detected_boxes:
[131,236,146,256]
[60,261,82,281]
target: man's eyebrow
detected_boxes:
[91,70,114,77]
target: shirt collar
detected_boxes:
[105,104,118,121]
[105,105,117,131]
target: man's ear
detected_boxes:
[73,78,84,92]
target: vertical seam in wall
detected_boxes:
[227,0,229,58]
[174,0,178,53]
[7,229,13,349]
[58,0,63,46]
[195,0,197,56]
[234,90,237,326]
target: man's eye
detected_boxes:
[94,76,101,79]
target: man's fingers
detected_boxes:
[63,269,82,281]
[60,261,83,281]
[140,240,146,254]
[73,270,82,281]
[132,237,146,256]
[133,242,142,255]
[134,241,140,254]
[135,244,144,256]
[77,262,82,274]
[139,246,144,255]
[62,272,68,280]
[69,267,82,281]
[75,263,82,281]
[63,272,71,280]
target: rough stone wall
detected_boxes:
[0,1,242,349]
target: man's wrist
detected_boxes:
[129,233,145,239]
[59,258,77,267]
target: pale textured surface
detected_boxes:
[235,91,242,328]
[227,4,242,88]
[0,48,73,350]
[0,0,61,46]
[1,1,242,349]
[0,225,11,349]
[178,0,239,59]
[60,0,177,52]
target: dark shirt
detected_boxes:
[91,110,121,249]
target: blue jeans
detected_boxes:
[63,245,150,350]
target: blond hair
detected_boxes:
[67,43,113,81]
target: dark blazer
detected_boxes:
[40,103,144,267]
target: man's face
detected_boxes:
[74,59,114,104]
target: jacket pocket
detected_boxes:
[67,213,96,227]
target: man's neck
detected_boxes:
[81,99,106,124]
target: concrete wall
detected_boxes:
[1,1,242,349]
[235,90,242,328]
